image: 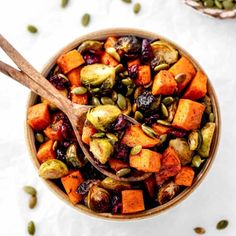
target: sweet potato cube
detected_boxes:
[130,149,161,172]
[172,99,205,131]
[104,36,117,49]
[175,166,195,187]
[144,175,156,199]
[57,49,85,74]
[101,52,119,67]
[82,123,97,145]
[67,67,82,86]
[71,86,88,105]
[61,170,84,205]
[27,103,50,131]
[169,56,196,92]
[121,125,160,148]
[127,58,141,68]
[152,70,177,95]
[37,140,55,163]
[183,70,207,100]
[44,123,63,141]
[152,124,171,136]
[109,158,129,172]
[134,65,151,85]
[122,190,145,214]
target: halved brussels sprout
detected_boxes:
[86,105,121,131]
[115,36,141,54]
[151,40,178,65]
[66,143,84,168]
[101,177,131,192]
[188,130,202,151]
[90,138,114,164]
[77,40,104,53]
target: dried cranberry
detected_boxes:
[170,129,188,138]
[112,115,127,131]
[63,141,71,148]
[111,195,122,214]
[144,114,160,126]
[77,179,100,195]
[49,74,69,90]
[83,53,100,65]
[141,39,154,63]
[56,146,67,163]
[113,143,130,161]
[128,64,139,80]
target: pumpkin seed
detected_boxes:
[115,64,124,73]
[27,221,35,235]
[61,0,69,8]
[91,97,101,106]
[116,168,131,177]
[132,103,137,113]
[23,186,37,196]
[154,63,169,72]
[134,111,144,121]
[117,94,127,110]
[194,227,206,234]
[81,13,90,27]
[71,86,87,95]
[216,219,229,230]
[121,0,132,3]
[215,0,223,8]
[27,25,38,34]
[35,133,44,143]
[134,86,144,99]
[53,140,59,151]
[160,134,168,144]
[101,97,115,105]
[141,124,157,138]
[92,132,106,138]
[106,133,118,143]
[106,47,120,62]
[204,0,214,7]
[126,87,134,96]
[222,0,234,10]
[58,73,69,81]
[209,112,215,122]
[175,73,186,83]
[130,145,142,155]
[29,195,37,209]
[133,3,141,14]
[122,78,133,86]
[192,155,204,168]
[202,95,212,114]
[122,98,132,115]
[162,96,174,106]
[161,103,169,118]
[157,119,171,126]
[123,70,128,76]
[111,91,118,101]
[144,81,153,88]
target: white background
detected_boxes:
[0,0,236,235]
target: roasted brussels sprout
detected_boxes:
[66,143,84,168]
[101,177,131,192]
[81,64,116,96]
[151,40,178,65]
[169,138,193,165]
[87,185,111,212]
[77,40,104,53]
[86,105,121,131]
[157,181,179,205]
[90,138,114,164]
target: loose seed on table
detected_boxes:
[27,25,38,34]
[116,168,131,177]
[130,145,142,155]
[27,221,36,235]
[133,3,141,14]
[216,219,229,230]
[23,186,37,196]
[194,227,206,234]
[61,0,69,8]
[81,13,90,27]
[121,0,132,3]
[29,195,37,209]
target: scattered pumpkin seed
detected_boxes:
[27,25,38,34]
[116,168,131,177]
[175,73,186,83]
[161,103,169,118]
[133,3,141,14]
[157,119,171,126]
[130,145,142,155]
[91,97,101,106]
[23,186,37,196]
[222,0,234,10]
[106,133,118,143]
[106,47,120,62]
[192,155,204,168]
[121,0,132,3]
[216,219,229,230]
[134,111,143,121]
[53,140,59,151]
[71,86,87,95]
[92,132,106,138]
[27,221,35,235]
[81,13,90,27]
[154,63,169,72]
[141,124,157,138]
[29,195,37,209]
[194,227,206,234]
[101,97,115,105]
[111,91,118,101]
[117,94,127,110]
[132,103,137,113]
[160,134,168,144]
[122,78,133,86]
[162,96,174,106]
[209,112,215,122]
[61,0,69,8]
[35,133,44,143]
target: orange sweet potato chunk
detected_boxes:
[37,140,55,163]
[44,124,63,141]
[57,49,85,74]
[122,190,145,214]
[128,58,141,68]
[175,166,195,187]
[27,103,50,131]
[152,70,177,95]
[121,125,160,148]
[67,67,82,86]
[152,124,171,136]
[169,56,196,92]
[144,175,156,199]
[61,170,84,205]
[183,70,207,100]
[172,99,205,131]
[130,149,161,172]
[101,52,119,67]
[104,36,117,49]
[81,123,97,145]
[135,65,151,85]
[70,86,88,105]
[109,158,130,172]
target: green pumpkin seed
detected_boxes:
[71,86,87,95]
[117,94,127,110]
[204,0,214,7]
[123,70,128,76]
[132,103,137,113]
[81,13,90,27]
[27,25,38,34]
[52,140,59,151]
[92,132,106,138]
[106,133,118,143]
[194,227,206,234]
[61,0,69,8]
[154,63,169,72]
[111,91,118,101]
[156,119,171,126]
[209,112,215,122]
[162,97,174,106]
[215,0,223,8]
[116,168,131,177]
[141,124,157,138]
[134,86,144,99]
[216,219,229,230]
[35,133,44,143]
[202,95,212,114]
[101,97,115,105]
[133,3,141,14]
[126,87,134,96]
[161,103,169,118]
[115,64,124,73]
[122,78,133,86]
[134,111,143,121]
[160,134,168,144]
[192,155,204,168]
[27,221,35,235]
[23,186,37,196]
[29,195,37,209]
[223,0,234,10]
[130,145,142,155]
[122,98,132,115]
[91,97,101,106]
[106,47,120,62]
[121,0,132,3]
[175,73,186,83]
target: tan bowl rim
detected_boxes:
[25,27,221,221]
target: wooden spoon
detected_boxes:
[0,34,151,182]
